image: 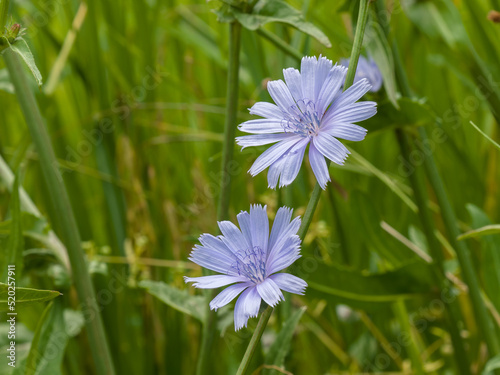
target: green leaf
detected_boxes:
[263,307,306,374]
[24,299,68,375]
[458,224,500,240]
[0,283,61,311]
[484,354,500,375]
[231,0,331,47]
[139,280,206,322]
[365,21,398,108]
[7,38,42,87]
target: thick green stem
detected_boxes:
[344,0,369,89]
[216,21,242,221]
[235,306,273,375]
[297,182,322,240]
[3,47,115,375]
[196,21,242,375]
[0,0,8,30]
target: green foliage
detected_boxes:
[0,0,499,373]
[0,284,60,311]
[263,306,306,374]
[24,300,68,375]
[215,0,331,47]
[6,38,42,87]
[139,280,206,322]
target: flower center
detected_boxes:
[231,246,266,284]
[281,100,322,139]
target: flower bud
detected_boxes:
[8,23,20,39]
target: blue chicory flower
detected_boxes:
[236,56,377,190]
[184,205,307,330]
[340,55,383,92]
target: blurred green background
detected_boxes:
[1,0,500,374]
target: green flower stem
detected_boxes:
[297,182,323,240]
[3,47,115,375]
[235,306,273,375]
[343,0,370,89]
[217,21,242,221]
[196,20,243,375]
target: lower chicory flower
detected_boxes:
[185,205,307,330]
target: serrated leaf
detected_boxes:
[263,307,306,374]
[0,283,61,311]
[8,37,42,87]
[231,0,331,47]
[139,280,206,322]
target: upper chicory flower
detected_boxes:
[184,205,307,331]
[236,56,376,190]
[340,55,383,92]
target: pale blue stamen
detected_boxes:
[281,100,321,139]
[231,246,267,283]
